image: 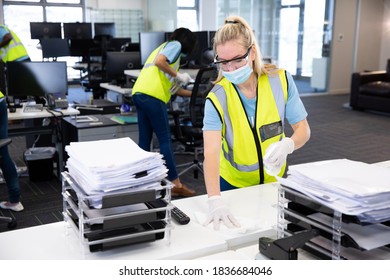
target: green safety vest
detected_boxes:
[132,42,181,104]
[206,69,288,187]
[0,25,29,63]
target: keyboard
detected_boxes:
[23,104,44,112]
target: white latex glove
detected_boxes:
[203,195,241,230]
[263,137,295,176]
[175,72,192,85]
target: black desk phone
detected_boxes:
[46,93,68,109]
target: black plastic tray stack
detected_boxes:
[62,172,173,252]
[277,184,390,260]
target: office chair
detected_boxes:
[0,138,17,230]
[170,66,218,178]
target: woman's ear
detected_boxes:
[250,45,256,61]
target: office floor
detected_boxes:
[1,92,390,233]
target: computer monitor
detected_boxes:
[186,31,209,67]
[106,51,141,85]
[68,39,97,58]
[40,38,70,59]
[63,22,92,39]
[30,22,62,39]
[139,31,165,66]
[208,31,216,48]
[94,22,115,38]
[108,38,132,51]
[6,61,68,99]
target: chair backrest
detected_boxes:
[189,66,219,128]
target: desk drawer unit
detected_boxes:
[77,124,138,142]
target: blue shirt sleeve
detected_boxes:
[0,26,8,41]
[160,41,181,64]
[203,99,222,131]
[285,71,308,124]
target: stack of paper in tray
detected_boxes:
[65,137,168,196]
[277,159,390,223]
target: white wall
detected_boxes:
[327,0,358,94]
[199,0,218,31]
[380,0,390,69]
[328,0,388,94]
[354,0,383,72]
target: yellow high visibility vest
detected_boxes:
[206,69,288,187]
[0,25,29,63]
[132,42,181,104]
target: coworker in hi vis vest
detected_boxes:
[0,24,30,63]
[132,28,197,197]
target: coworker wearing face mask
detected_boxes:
[202,15,311,230]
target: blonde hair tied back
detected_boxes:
[213,15,276,82]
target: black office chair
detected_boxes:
[170,66,218,178]
[0,138,17,230]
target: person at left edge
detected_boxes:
[0,24,30,95]
[132,28,197,197]
[0,24,30,62]
[0,90,24,212]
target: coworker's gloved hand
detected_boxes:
[203,195,241,230]
[175,72,192,85]
[263,137,295,176]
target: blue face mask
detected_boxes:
[222,62,253,84]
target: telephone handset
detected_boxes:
[46,93,56,109]
[46,93,69,110]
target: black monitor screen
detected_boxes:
[30,22,62,39]
[186,31,209,67]
[94,22,115,38]
[208,31,216,48]
[139,31,165,66]
[6,61,67,98]
[40,38,70,58]
[63,22,92,39]
[68,39,97,57]
[106,51,141,84]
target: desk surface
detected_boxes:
[0,184,277,260]
[8,106,79,121]
[172,183,278,248]
[100,83,132,95]
[124,68,199,79]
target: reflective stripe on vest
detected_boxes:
[207,69,288,186]
[132,42,181,104]
[0,26,29,62]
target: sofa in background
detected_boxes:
[350,60,390,113]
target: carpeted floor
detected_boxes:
[0,92,389,233]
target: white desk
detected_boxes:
[172,183,279,249]
[0,183,277,260]
[124,68,200,79]
[8,106,79,121]
[100,82,132,95]
[0,219,227,260]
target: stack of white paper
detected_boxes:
[277,159,390,223]
[65,137,168,196]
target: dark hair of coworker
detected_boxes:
[168,27,198,56]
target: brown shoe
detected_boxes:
[171,184,196,197]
